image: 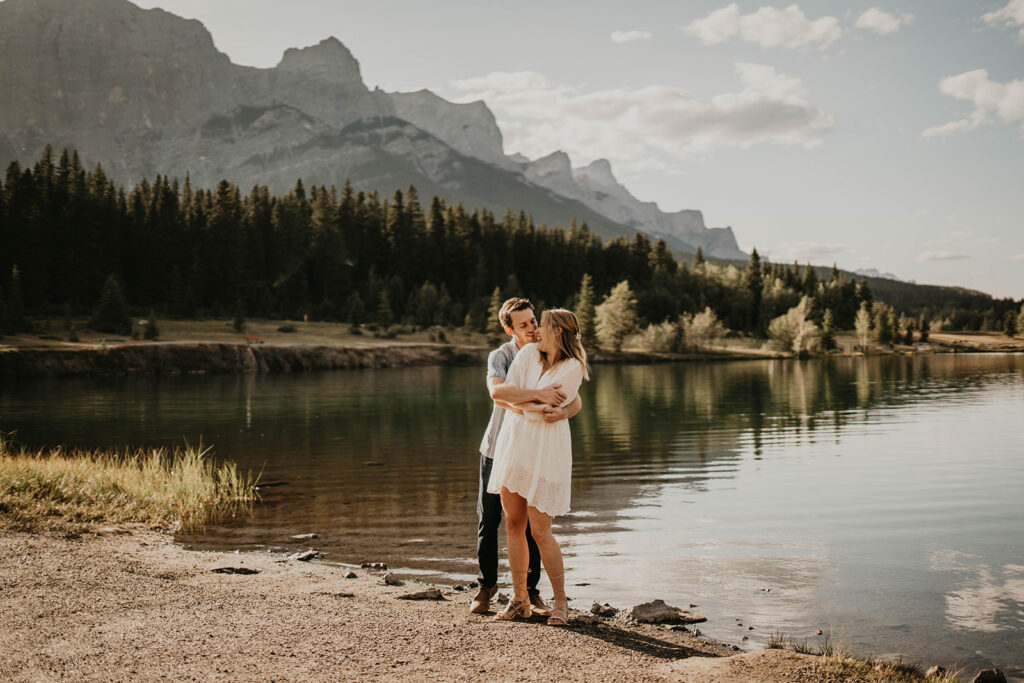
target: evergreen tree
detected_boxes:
[90,274,131,335]
[487,286,504,338]
[6,266,25,332]
[692,247,705,268]
[1017,304,1024,339]
[745,248,763,333]
[576,273,598,348]
[0,285,6,335]
[821,308,837,351]
[233,299,246,333]
[376,289,394,326]
[1003,309,1018,337]
[144,309,160,340]
[595,280,639,352]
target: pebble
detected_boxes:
[383,573,404,586]
[290,533,318,540]
[345,571,358,579]
[361,562,388,570]
[210,567,260,575]
[590,602,619,618]
[970,670,1007,683]
[625,599,706,625]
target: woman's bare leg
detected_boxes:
[527,506,568,623]
[499,487,530,605]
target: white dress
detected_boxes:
[486,343,585,517]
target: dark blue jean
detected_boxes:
[477,453,541,596]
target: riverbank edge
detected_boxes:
[0,525,957,682]
[0,340,787,377]
[5,335,1019,377]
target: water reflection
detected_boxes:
[1,354,1023,676]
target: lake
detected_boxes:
[2,353,1022,677]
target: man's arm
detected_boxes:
[489,377,566,406]
[541,395,582,423]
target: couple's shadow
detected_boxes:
[503,613,717,660]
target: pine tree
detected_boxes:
[821,308,837,351]
[746,248,763,333]
[1017,304,1024,339]
[595,280,639,352]
[576,273,598,348]
[692,247,705,268]
[144,309,160,340]
[6,266,25,332]
[376,290,394,326]
[487,286,504,338]
[90,274,131,335]
[1003,310,1018,337]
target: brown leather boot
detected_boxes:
[529,593,552,617]
[469,584,498,614]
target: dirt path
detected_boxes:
[0,527,833,682]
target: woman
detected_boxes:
[486,308,589,626]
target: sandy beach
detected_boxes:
[0,525,840,682]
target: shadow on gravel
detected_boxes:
[566,623,718,660]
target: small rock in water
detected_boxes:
[925,666,946,679]
[625,599,706,625]
[396,588,445,601]
[211,567,260,575]
[467,581,479,589]
[288,549,322,562]
[575,582,590,586]
[361,562,388,570]
[970,670,1007,683]
[816,629,823,635]
[383,573,405,586]
[345,571,358,579]
[495,592,510,605]
[290,533,318,540]
[452,584,465,591]
[590,602,619,618]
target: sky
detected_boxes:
[131,0,1024,299]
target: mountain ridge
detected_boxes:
[0,0,745,258]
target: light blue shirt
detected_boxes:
[479,340,519,459]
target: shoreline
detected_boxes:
[0,525,965,682]
[1,330,1021,378]
[0,525,814,682]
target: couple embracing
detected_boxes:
[470,297,589,626]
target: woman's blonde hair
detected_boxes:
[539,309,590,381]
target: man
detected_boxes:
[470,297,583,615]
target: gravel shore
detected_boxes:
[0,526,831,682]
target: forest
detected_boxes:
[1,146,1020,343]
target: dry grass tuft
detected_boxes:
[0,436,259,534]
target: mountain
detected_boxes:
[0,0,745,258]
[854,268,914,284]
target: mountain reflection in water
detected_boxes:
[2,353,1022,676]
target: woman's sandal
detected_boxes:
[547,596,569,627]
[494,598,532,621]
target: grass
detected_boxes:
[0,435,260,534]
[768,630,964,682]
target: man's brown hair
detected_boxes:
[498,297,533,329]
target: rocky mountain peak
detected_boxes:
[276,37,363,85]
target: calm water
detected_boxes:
[2,354,1022,677]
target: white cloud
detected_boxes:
[685,3,841,50]
[916,251,972,262]
[982,0,1024,41]
[767,242,849,261]
[685,3,740,44]
[611,30,653,44]
[446,64,833,173]
[855,8,914,35]
[1010,253,1024,261]
[922,69,1024,138]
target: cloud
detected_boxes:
[767,242,849,261]
[916,251,972,262]
[982,0,1024,41]
[922,69,1024,138]
[446,64,834,173]
[611,30,653,44]
[855,8,914,35]
[685,3,841,50]
[1010,253,1024,261]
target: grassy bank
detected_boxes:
[0,437,259,533]
[769,631,964,682]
